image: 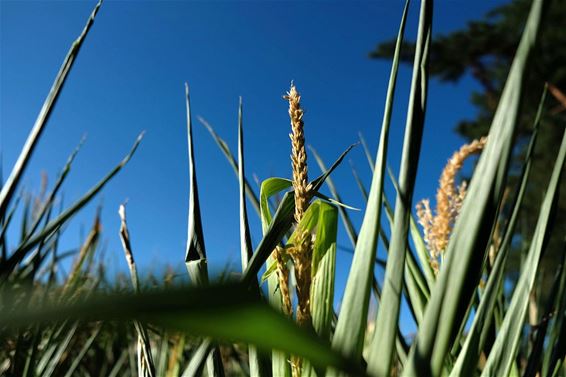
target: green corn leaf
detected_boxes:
[1,284,366,377]
[358,132,375,172]
[386,167,435,290]
[183,84,225,377]
[198,116,261,216]
[238,97,254,271]
[524,258,564,377]
[286,200,338,377]
[258,176,293,377]
[0,0,102,219]
[260,177,293,233]
[184,84,209,285]
[329,2,411,370]
[381,187,431,322]
[449,86,547,377]
[370,0,432,369]
[349,160,369,202]
[481,129,566,377]
[236,98,269,377]
[402,1,548,375]
[542,250,566,377]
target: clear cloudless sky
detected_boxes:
[1,0,509,328]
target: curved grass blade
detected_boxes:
[542,248,566,377]
[370,0,431,372]
[259,178,292,234]
[0,192,23,256]
[480,130,566,377]
[40,323,79,377]
[198,116,261,216]
[0,0,102,217]
[349,160,368,202]
[524,260,564,377]
[449,86,548,377]
[1,284,366,377]
[358,132,375,172]
[183,84,225,377]
[402,1,548,374]
[386,167,435,289]
[328,1,411,371]
[62,324,102,377]
[182,339,214,377]
[61,212,101,297]
[1,133,143,278]
[238,98,254,270]
[24,137,85,243]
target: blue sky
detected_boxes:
[1,0,507,314]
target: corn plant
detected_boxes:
[2,0,566,376]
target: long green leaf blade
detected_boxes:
[198,116,261,216]
[183,84,224,377]
[329,0,411,371]
[0,0,102,218]
[236,98,269,377]
[2,133,143,277]
[2,284,365,377]
[481,129,566,377]
[449,86,548,377]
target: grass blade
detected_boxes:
[449,86,548,377]
[329,0,411,370]
[238,98,255,271]
[62,324,102,377]
[236,98,269,377]
[198,116,261,216]
[370,0,432,369]
[182,339,214,377]
[1,284,366,377]
[0,0,102,217]
[480,129,566,377]
[184,84,209,285]
[349,160,368,202]
[1,133,143,278]
[183,84,225,377]
[24,137,85,243]
[387,167,435,289]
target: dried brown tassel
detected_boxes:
[416,137,487,274]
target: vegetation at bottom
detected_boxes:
[1,0,565,376]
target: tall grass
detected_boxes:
[1,0,565,376]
